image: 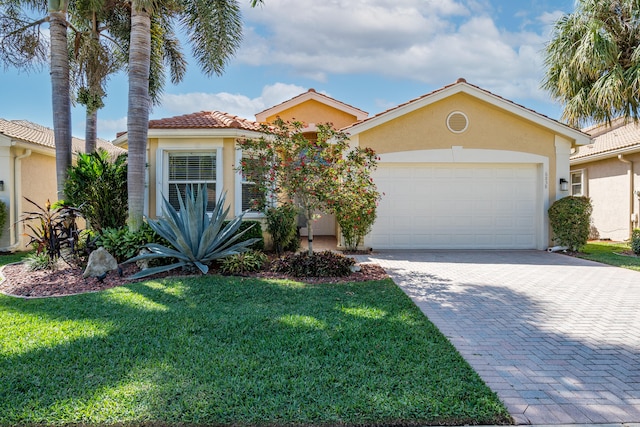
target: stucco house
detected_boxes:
[570,118,640,242]
[345,78,591,249]
[112,89,370,239]
[115,78,591,250]
[0,119,125,251]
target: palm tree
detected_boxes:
[0,1,73,196]
[48,0,72,196]
[69,0,127,153]
[542,0,640,127]
[68,1,187,154]
[125,0,262,231]
[126,1,153,232]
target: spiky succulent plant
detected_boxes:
[125,185,259,279]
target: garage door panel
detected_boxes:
[367,163,539,249]
[391,216,414,232]
[473,216,493,227]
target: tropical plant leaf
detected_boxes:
[123,185,259,279]
[127,261,189,279]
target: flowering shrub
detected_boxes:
[328,147,380,251]
[238,119,380,254]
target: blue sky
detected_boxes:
[0,0,576,141]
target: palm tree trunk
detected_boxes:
[85,110,97,153]
[127,4,151,231]
[49,7,72,199]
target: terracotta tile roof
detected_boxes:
[343,78,589,139]
[148,111,262,131]
[0,119,125,156]
[571,118,640,160]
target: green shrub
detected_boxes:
[266,203,298,255]
[124,186,259,279]
[284,231,301,252]
[219,250,268,275]
[548,196,593,251]
[24,252,56,271]
[632,229,640,255]
[271,250,355,277]
[0,199,6,240]
[63,150,128,232]
[222,220,264,251]
[97,223,161,263]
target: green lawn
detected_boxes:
[0,251,29,265]
[578,241,640,271]
[0,254,510,426]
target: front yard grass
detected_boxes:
[0,256,511,426]
[578,241,640,272]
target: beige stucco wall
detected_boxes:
[262,99,359,130]
[5,149,58,250]
[572,152,640,241]
[147,138,158,218]
[21,151,58,206]
[355,93,560,201]
[0,144,11,249]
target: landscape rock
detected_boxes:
[83,247,118,279]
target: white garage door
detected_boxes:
[366,163,539,249]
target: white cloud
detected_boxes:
[539,10,567,27]
[96,116,127,141]
[238,0,566,103]
[155,83,308,120]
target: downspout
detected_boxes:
[8,149,32,251]
[618,154,635,239]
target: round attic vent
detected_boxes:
[447,111,468,133]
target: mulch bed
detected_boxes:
[0,259,388,299]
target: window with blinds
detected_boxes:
[167,152,217,211]
[241,157,265,211]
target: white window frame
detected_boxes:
[157,147,222,216]
[235,149,266,218]
[570,169,585,196]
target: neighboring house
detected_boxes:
[0,119,125,251]
[114,78,591,250]
[570,118,640,242]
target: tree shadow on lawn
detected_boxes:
[0,276,511,426]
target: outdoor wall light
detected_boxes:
[559,178,569,192]
[0,180,4,191]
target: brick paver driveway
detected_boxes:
[355,250,640,425]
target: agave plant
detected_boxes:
[124,185,259,279]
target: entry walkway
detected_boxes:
[354,250,640,425]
